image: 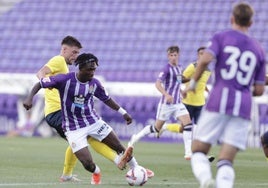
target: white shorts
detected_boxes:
[65,119,113,153]
[156,103,189,121]
[194,110,250,150]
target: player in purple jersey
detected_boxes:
[183,2,266,188]
[23,53,154,184]
[128,46,193,160]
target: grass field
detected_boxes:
[0,137,267,188]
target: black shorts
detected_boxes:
[45,110,66,139]
[184,104,203,124]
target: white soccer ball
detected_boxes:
[125,165,148,186]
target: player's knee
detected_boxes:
[81,159,96,173]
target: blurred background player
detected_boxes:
[184,2,266,188]
[36,36,125,183]
[260,74,268,159]
[158,46,214,162]
[182,46,210,126]
[24,53,154,185]
[128,46,193,160]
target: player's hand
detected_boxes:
[123,113,132,125]
[181,89,188,98]
[183,79,197,97]
[23,98,33,110]
[165,94,173,104]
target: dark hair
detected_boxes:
[61,36,82,48]
[167,46,180,53]
[197,46,206,53]
[232,2,254,26]
[75,53,99,69]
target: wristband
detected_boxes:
[118,107,127,115]
[189,78,197,90]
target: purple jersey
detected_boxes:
[157,63,183,104]
[205,29,266,119]
[40,72,111,131]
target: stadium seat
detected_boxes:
[0,0,266,75]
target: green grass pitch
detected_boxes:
[0,137,267,188]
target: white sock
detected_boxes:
[216,160,235,188]
[191,152,212,186]
[183,130,192,156]
[134,125,155,142]
[114,154,120,165]
[128,157,138,168]
[93,164,101,174]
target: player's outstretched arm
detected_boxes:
[23,82,42,110]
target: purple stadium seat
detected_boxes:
[0,0,266,81]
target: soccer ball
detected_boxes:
[125,165,148,186]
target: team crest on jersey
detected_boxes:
[177,74,182,83]
[42,77,51,83]
[89,85,95,93]
[74,94,85,108]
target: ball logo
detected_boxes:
[42,77,51,83]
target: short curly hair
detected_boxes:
[74,53,99,69]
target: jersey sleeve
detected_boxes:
[206,32,221,58]
[157,65,169,82]
[94,79,111,102]
[40,74,66,89]
[46,56,65,75]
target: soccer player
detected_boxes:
[158,47,210,134]
[24,53,154,184]
[128,46,193,160]
[35,36,152,184]
[158,47,214,162]
[183,2,266,188]
[260,74,268,159]
[182,46,211,125]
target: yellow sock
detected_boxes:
[88,137,117,163]
[62,146,78,176]
[166,123,183,133]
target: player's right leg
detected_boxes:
[180,122,193,160]
[128,120,165,147]
[59,146,80,182]
[74,147,101,185]
[66,129,102,185]
[191,140,213,188]
[45,111,80,182]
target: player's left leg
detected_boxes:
[88,137,118,163]
[157,123,183,138]
[216,144,237,188]
[128,120,165,147]
[215,115,248,188]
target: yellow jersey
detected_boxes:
[182,63,211,106]
[43,55,69,116]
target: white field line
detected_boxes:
[1,182,268,187]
